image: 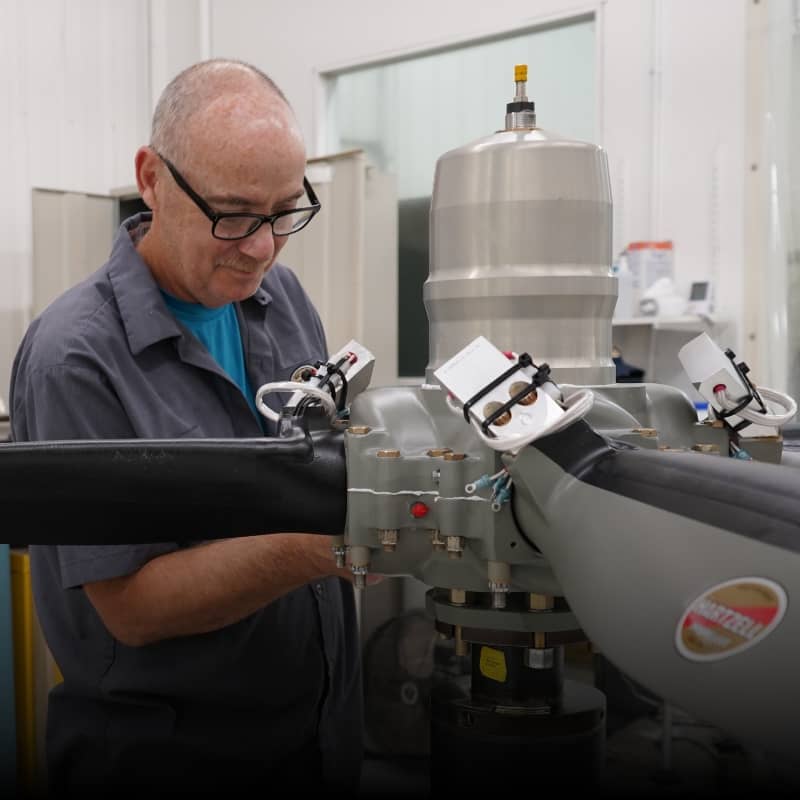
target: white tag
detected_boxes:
[434,336,563,439]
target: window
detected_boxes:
[324,15,596,377]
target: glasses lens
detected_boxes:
[213,216,263,240]
[272,209,316,236]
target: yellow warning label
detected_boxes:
[479,646,507,683]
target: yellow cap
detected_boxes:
[514,64,527,82]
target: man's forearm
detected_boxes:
[84,534,349,646]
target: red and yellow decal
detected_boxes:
[676,577,786,662]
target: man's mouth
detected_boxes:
[218,262,264,275]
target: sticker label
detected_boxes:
[479,646,507,682]
[676,577,786,662]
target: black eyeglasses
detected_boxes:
[155,151,321,240]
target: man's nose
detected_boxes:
[237,222,276,261]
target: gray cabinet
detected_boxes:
[276,151,399,386]
[31,186,146,318]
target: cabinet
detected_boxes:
[31,186,147,319]
[611,315,726,402]
[278,151,398,386]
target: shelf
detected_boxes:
[612,314,717,332]
[611,314,726,392]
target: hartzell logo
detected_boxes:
[676,578,787,662]
[691,598,764,640]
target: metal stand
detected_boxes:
[427,589,606,793]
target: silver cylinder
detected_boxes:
[424,128,616,386]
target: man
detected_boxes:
[9,59,363,795]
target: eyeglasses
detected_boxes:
[154,151,321,240]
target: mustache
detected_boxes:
[216,256,269,273]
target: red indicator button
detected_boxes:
[410,502,429,519]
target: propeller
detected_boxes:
[510,420,800,768]
[0,429,346,543]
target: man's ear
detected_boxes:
[134,147,159,210]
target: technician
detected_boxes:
[9,59,363,795]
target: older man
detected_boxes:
[10,59,363,795]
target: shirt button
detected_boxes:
[315,583,324,595]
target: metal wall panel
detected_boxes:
[0,0,159,408]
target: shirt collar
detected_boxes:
[107,213,272,355]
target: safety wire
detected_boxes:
[712,384,796,429]
[255,381,338,426]
[491,472,514,513]
[464,467,514,513]
[728,440,752,461]
[255,352,358,427]
[707,376,797,459]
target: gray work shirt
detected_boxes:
[10,214,363,792]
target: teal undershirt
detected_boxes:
[160,291,263,429]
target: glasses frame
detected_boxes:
[154,150,321,240]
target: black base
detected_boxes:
[430,677,605,793]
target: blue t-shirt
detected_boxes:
[160,291,262,425]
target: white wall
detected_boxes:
[0,0,151,409]
[0,0,752,408]
[0,0,210,409]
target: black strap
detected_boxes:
[715,350,767,432]
[462,354,553,435]
[314,356,351,411]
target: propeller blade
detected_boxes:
[0,430,347,544]
[511,420,800,766]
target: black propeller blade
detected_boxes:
[0,429,347,544]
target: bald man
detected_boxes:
[10,60,363,795]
